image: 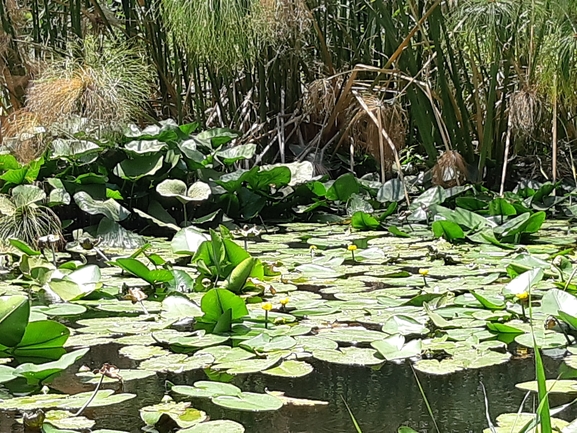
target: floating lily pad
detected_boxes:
[139,353,214,373]
[212,392,283,412]
[515,379,577,394]
[262,360,314,378]
[413,359,464,375]
[178,420,245,433]
[312,347,382,366]
[317,327,389,343]
[119,345,169,361]
[172,382,241,399]
[371,335,422,360]
[44,410,95,429]
[0,389,135,411]
[140,401,207,428]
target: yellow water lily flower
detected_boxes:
[347,245,358,251]
[419,269,429,276]
[262,302,273,311]
[280,297,290,306]
[516,292,529,301]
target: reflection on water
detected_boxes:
[1,343,575,433]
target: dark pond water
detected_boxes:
[2,343,575,433]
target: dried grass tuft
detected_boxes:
[26,76,85,124]
[509,89,541,138]
[432,150,468,188]
[347,94,407,172]
[302,77,343,124]
[1,110,47,163]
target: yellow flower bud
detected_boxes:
[280,297,290,306]
[419,269,429,276]
[262,302,273,311]
[309,245,318,250]
[516,292,529,300]
[347,244,358,251]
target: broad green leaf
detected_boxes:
[431,220,465,241]
[325,173,359,202]
[73,192,130,222]
[0,295,29,347]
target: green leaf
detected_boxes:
[431,220,465,241]
[377,178,405,203]
[73,192,130,222]
[212,392,283,412]
[0,295,30,347]
[113,154,164,181]
[489,198,517,217]
[14,348,88,384]
[216,143,257,164]
[9,239,41,256]
[224,257,257,293]
[12,185,46,206]
[351,211,380,230]
[14,320,70,352]
[326,173,359,202]
[388,226,411,237]
[200,289,248,324]
[371,335,422,360]
[172,227,209,255]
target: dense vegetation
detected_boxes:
[1,0,577,432]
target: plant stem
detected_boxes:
[74,373,104,417]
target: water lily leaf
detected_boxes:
[0,294,29,347]
[224,257,259,293]
[14,348,88,384]
[515,379,577,394]
[265,390,328,406]
[124,139,166,154]
[381,315,428,336]
[325,173,359,202]
[212,392,283,412]
[140,401,207,428]
[413,358,463,375]
[0,389,135,411]
[388,226,411,237]
[470,291,507,310]
[214,355,282,375]
[0,365,15,383]
[312,347,382,366]
[431,220,465,241]
[542,289,577,319]
[74,192,130,221]
[12,184,46,206]
[295,264,340,279]
[97,218,144,249]
[77,369,155,384]
[118,345,169,361]
[240,333,296,352]
[503,268,543,297]
[113,154,164,181]
[172,381,241,399]
[318,327,389,343]
[377,178,404,203]
[355,247,386,262]
[13,320,69,354]
[161,295,202,320]
[216,143,257,164]
[200,289,248,325]
[33,304,87,317]
[139,353,214,373]
[515,331,568,349]
[178,420,245,433]
[371,335,422,360]
[158,332,230,350]
[134,201,180,232]
[172,227,209,255]
[195,346,255,364]
[351,211,380,230]
[453,349,511,369]
[294,335,339,351]
[44,410,95,429]
[262,360,313,378]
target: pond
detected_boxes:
[1,220,577,432]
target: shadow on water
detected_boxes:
[3,343,576,433]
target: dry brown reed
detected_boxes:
[432,150,468,188]
[346,94,407,173]
[1,110,47,163]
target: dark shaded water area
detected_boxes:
[1,343,575,433]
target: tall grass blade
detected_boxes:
[340,395,363,433]
[411,364,441,433]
